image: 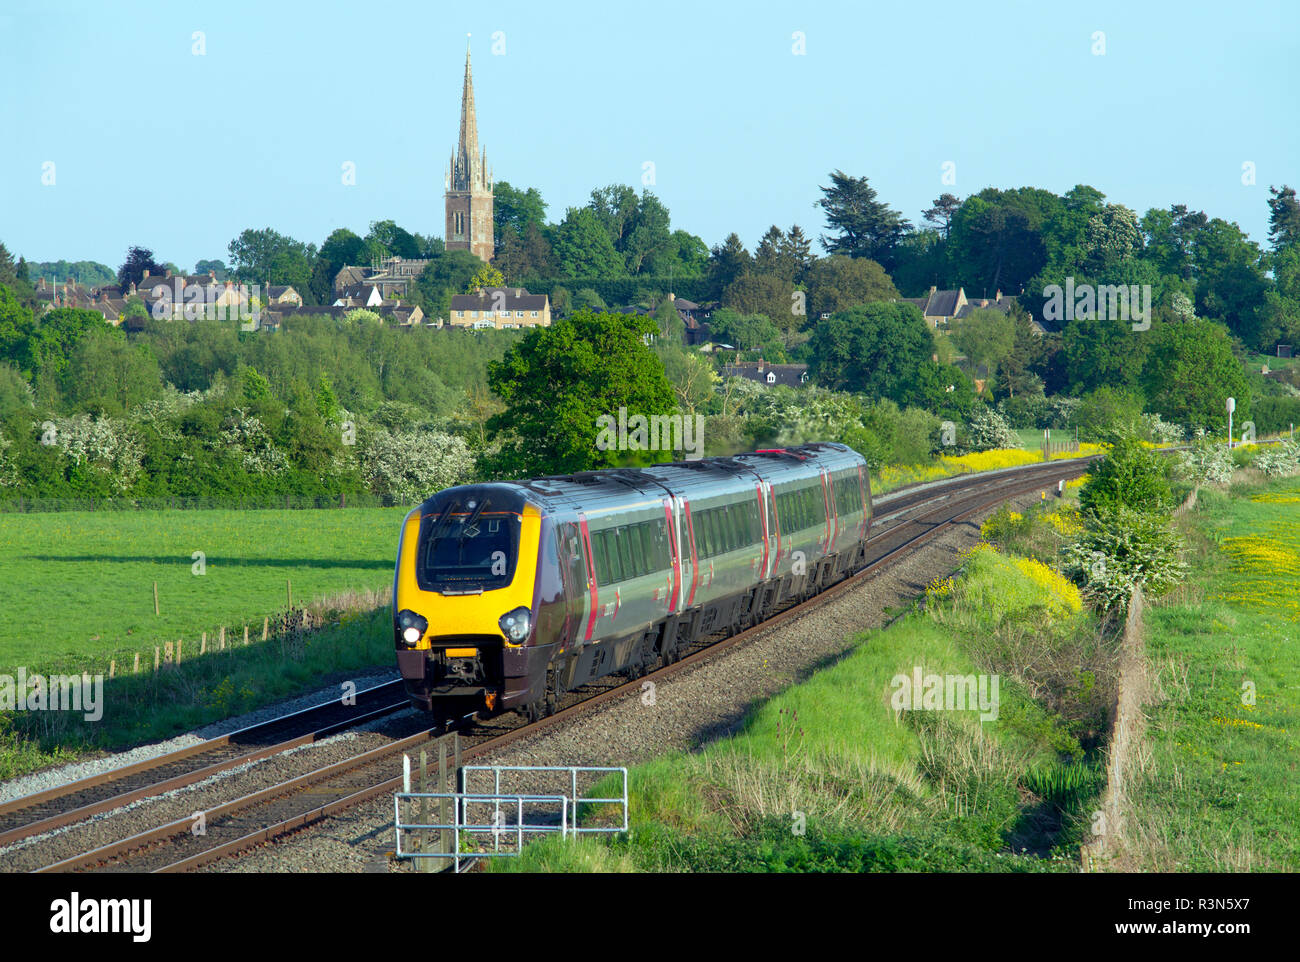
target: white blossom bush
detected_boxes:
[1253,440,1300,477]
[964,405,1021,451]
[344,309,383,325]
[1062,506,1188,612]
[50,415,143,492]
[359,428,474,502]
[0,430,17,489]
[1176,434,1233,484]
[220,409,289,475]
[1140,412,1184,445]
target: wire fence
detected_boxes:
[0,493,420,513]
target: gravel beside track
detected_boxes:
[211,491,1046,873]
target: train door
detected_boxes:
[575,514,599,644]
[556,521,586,650]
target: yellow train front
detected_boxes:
[392,484,560,720]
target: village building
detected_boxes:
[449,287,550,329]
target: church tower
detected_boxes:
[445,39,494,262]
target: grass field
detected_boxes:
[0,507,408,674]
[1127,478,1300,870]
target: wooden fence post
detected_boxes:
[133,652,140,675]
[154,647,160,672]
[176,639,183,664]
[244,625,250,646]
[262,617,269,641]
[153,582,159,616]
[200,632,207,656]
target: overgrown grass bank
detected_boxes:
[1124,477,1300,870]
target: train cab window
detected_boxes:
[418,510,520,592]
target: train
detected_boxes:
[391,443,872,720]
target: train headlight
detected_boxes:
[499,606,531,644]
[396,609,428,647]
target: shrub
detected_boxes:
[1077,434,1173,517]
[1175,434,1234,485]
[1062,506,1187,612]
[358,427,474,502]
[963,405,1020,452]
[1252,440,1300,477]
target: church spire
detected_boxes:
[454,37,482,191]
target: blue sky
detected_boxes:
[1,0,1296,272]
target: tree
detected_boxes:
[227,228,314,290]
[707,233,751,296]
[483,310,676,476]
[707,308,785,359]
[755,226,796,282]
[1061,312,1151,395]
[366,219,421,259]
[587,185,640,249]
[952,308,1016,383]
[116,246,163,290]
[948,187,1060,295]
[816,170,911,272]
[722,274,798,336]
[922,193,962,240]
[552,208,624,279]
[413,250,486,318]
[622,191,674,274]
[193,258,228,279]
[1267,185,1300,250]
[803,255,899,319]
[464,263,506,293]
[806,302,933,403]
[493,182,548,245]
[1083,204,1142,274]
[1140,319,1249,430]
[61,330,162,416]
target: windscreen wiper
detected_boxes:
[431,500,458,538]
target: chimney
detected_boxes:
[142,268,150,280]
[757,357,765,372]
[929,285,936,293]
[165,268,172,279]
[38,277,45,291]
[515,288,522,298]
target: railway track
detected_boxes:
[18,455,1094,873]
[0,679,410,848]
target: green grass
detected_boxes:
[0,604,395,779]
[0,507,408,675]
[1126,478,1300,870]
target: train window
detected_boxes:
[701,509,718,558]
[591,530,610,585]
[615,526,635,581]
[652,520,671,570]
